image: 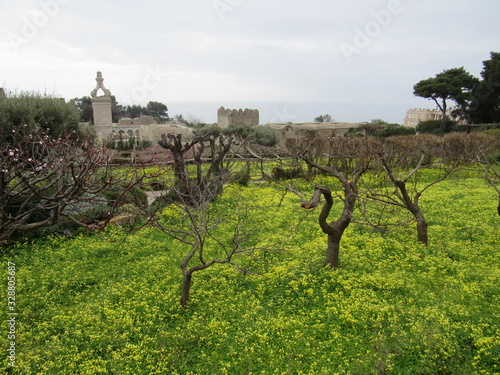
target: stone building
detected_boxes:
[87,72,383,148]
[403,108,462,127]
[217,106,259,128]
[89,72,194,145]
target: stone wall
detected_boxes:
[217,106,259,128]
[403,108,464,127]
[118,116,158,126]
[268,122,368,146]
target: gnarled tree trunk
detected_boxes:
[302,184,357,268]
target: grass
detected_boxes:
[1,175,499,374]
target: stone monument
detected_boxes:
[91,72,113,127]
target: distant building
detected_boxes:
[403,108,463,127]
[217,106,259,128]
[88,72,195,145]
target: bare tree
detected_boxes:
[476,146,500,216]
[439,132,499,216]
[0,126,145,243]
[299,137,372,268]
[155,130,283,306]
[158,132,233,203]
[366,134,487,245]
[152,181,282,307]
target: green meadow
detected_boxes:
[2,175,499,374]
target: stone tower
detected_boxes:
[91,72,113,126]
[217,106,259,128]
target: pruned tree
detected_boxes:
[474,137,500,216]
[299,137,372,268]
[158,131,233,203]
[480,156,500,216]
[366,134,485,245]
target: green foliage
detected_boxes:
[69,96,94,123]
[0,91,83,144]
[103,181,148,208]
[370,118,388,124]
[374,124,416,137]
[146,101,169,123]
[468,51,500,124]
[315,114,334,122]
[251,125,277,146]
[232,162,252,186]
[413,67,479,121]
[344,128,364,137]
[481,128,500,137]
[2,177,499,374]
[196,123,278,147]
[195,124,222,138]
[416,119,460,135]
[272,166,304,180]
[224,123,253,140]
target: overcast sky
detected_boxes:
[1,0,499,124]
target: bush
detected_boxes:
[233,162,252,186]
[195,124,222,138]
[195,123,276,147]
[103,182,148,208]
[416,119,461,135]
[106,139,153,151]
[251,125,277,146]
[223,123,253,140]
[0,91,83,145]
[374,124,416,137]
[344,130,363,137]
[272,166,304,180]
[482,128,500,137]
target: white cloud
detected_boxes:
[1,0,499,124]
